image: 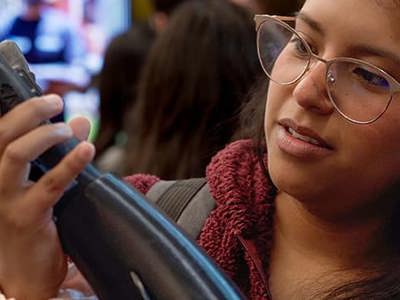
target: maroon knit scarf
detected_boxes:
[198,140,276,299]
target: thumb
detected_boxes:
[67,117,91,141]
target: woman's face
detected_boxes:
[265,0,400,217]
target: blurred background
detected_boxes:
[0,0,301,148]
[0,0,132,139]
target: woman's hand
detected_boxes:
[0,95,95,299]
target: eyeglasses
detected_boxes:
[254,15,400,124]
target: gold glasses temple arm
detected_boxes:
[254,15,296,31]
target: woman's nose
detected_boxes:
[292,61,335,115]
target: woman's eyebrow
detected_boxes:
[296,13,400,67]
[349,44,400,67]
[296,12,324,35]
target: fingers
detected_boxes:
[28,141,95,212]
[0,123,74,192]
[0,95,63,154]
[68,117,91,141]
[0,93,95,216]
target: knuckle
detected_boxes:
[5,216,28,232]
[42,176,65,194]
[0,127,10,145]
[0,206,30,231]
[4,144,27,164]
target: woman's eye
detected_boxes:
[289,35,318,58]
[353,67,390,89]
[290,36,308,55]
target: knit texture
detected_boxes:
[124,173,159,194]
[126,139,276,299]
[199,139,275,299]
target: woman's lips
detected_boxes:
[276,119,334,159]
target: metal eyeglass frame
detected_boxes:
[254,14,400,125]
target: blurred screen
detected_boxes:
[0,0,131,140]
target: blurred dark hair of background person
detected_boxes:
[123,0,263,180]
[231,0,304,14]
[93,24,155,175]
[231,0,305,142]
[150,0,189,32]
[262,0,304,14]
[152,0,187,14]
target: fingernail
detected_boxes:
[43,94,63,109]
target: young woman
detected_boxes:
[1,0,400,299]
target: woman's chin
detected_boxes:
[269,167,326,205]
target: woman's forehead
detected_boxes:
[301,0,400,21]
[302,0,400,9]
[301,0,400,43]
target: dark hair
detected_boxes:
[255,0,305,14]
[124,0,262,179]
[94,25,155,157]
[152,0,188,14]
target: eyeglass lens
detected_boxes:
[257,17,393,123]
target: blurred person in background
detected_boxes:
[123,0,263,179]
[0,0,87,122]
[93,24,155,175]
[0,0,84,65]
